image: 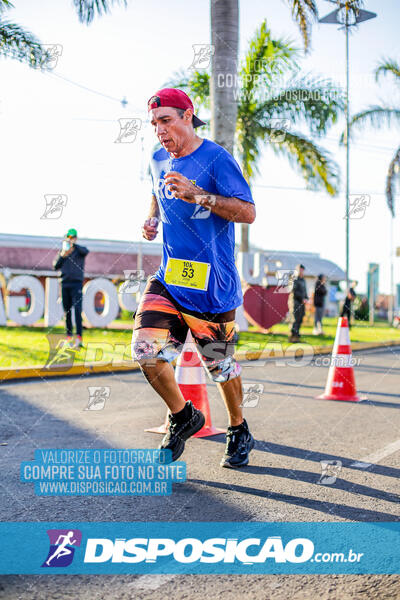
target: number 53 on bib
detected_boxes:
[164,258,211,291]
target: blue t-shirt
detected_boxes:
[149,138,254,313]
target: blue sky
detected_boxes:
[0,0,399,293]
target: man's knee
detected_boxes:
[131,329,180,364]
[206,356,241,383]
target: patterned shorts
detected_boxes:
[131,277,241,382]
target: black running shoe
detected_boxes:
[220,419,255,468]
[159,402,205,461]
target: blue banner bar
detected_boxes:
[0,522,398,574]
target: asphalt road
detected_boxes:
[0,346,399,599]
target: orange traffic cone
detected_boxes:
[145,331,225,437]
[317,316,367,402]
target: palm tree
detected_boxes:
[171,20,343,250]
[210,0,239,156]
[0,0,127,67]
[346,58,400,216]
[210,0,318,157]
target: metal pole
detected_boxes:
[369,269,373,325]
[345,16,350,291]
[389,215,394,324]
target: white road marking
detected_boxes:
[128,575,176,590]
[351,439,400,469]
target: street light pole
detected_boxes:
[345,18,350,290]
[389,215,394,324]
[319,1,377,292]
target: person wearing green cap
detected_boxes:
[53,229,89,348]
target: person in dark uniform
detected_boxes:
[288,264,308,343]
[341,281,357,328]
[313,274,327,335]
[53,228,89,348]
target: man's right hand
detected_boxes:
[142,217,159,241]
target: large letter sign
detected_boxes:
[82,278,120,328]
[44,277,64,327]
[7,276,45,325]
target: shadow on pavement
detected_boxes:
[260,388,400,408]
[240,465,399,504]
[0,389,252,523]
[205,435,400,480]
[245,377,400,405]
[189,479,399,522]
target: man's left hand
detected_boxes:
[61,244,74,257]
[164,172,201,203]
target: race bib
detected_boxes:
[164,258,211,291]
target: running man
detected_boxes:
[132,88,256,468]
[46,531,77,566]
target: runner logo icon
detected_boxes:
[42,529,82,567]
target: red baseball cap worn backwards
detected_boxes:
[147,88,206,128]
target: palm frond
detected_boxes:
[284,0,318,53]
[250,75,344,135]
[375,58,400,83]
[165,69,210,110]
[236,120,263,180]
[385,146,400,217]
[0,1,15,13]
[343,106,400,143]
[71,0,127,25]
[270,130,340,196]
[237,121,339,195]
[0,20,46,67]
[240,20,297,100]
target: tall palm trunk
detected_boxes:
[210,0,246,249]
[210,0,239,157]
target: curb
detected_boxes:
[0,362,141,382]
[1,340,399,383]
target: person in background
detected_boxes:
[53,228,89,348]
[288,264,308,343]
[313,274,327,335]
[341,281,357,328]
